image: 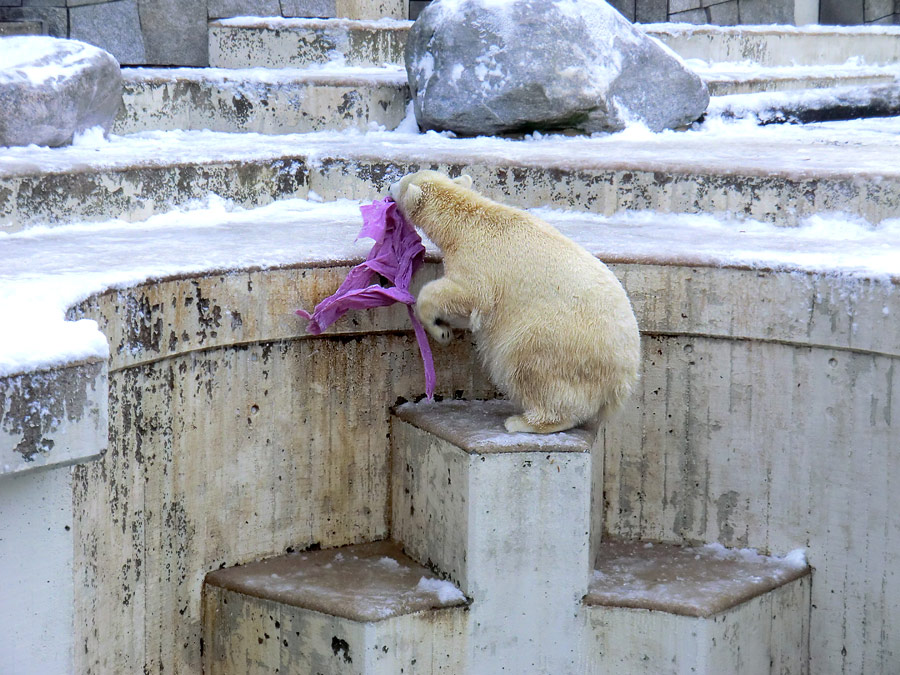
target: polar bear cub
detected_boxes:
[390,170,640,434]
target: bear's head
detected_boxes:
[389,170,474,221]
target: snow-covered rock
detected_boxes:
[0,36,123,148]
[405,0,709,135]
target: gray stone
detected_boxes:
[707,0,739,24]
[818,0,864,24]
[70,0,146,64]
[280,0,337,17]
[866,0,894,21]
[0,20,41,35]
[738,0,793,23]
[670,7,708,22]
[137,0,207,66]
[0,36,123,147]
[0,6,66,36]
[635,0,667,22]
[208,0,280,19]
[406,0,709,135]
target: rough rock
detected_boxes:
[0,36,123,147]
[406,0,710,135]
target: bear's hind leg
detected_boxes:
[504,413,579,434]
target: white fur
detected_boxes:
[391,170,640,434]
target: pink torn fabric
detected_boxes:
[295,196,435,399]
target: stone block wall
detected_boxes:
[819,0,900,24]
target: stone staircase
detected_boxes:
[3,9,900,675]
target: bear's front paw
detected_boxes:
[426,320,453,345]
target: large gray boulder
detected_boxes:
[0,36,123,148]
[406,0,710,135]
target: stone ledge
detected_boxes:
[0,358,107,477]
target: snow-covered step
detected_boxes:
[710,82,900,125]
[202,540,468,675]
[585,540,811,674]
[391,399,594,672]
[6,118,900,230]
[645,23,900,68]
[701,62,900,96]
[209,17,410,69]
[115,66,408,135]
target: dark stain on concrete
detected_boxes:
[1,362,103,462]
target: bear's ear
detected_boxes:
[452,174,473,189]
[404,183,424,209]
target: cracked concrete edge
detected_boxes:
[0,358,108,478]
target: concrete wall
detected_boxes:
[49,248,896,674]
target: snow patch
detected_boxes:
[416,577,466,604]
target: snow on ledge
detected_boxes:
[2,191,899,379]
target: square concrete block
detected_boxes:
[585,541,811,674]
[391,399,594,673]
[203,541,468,675]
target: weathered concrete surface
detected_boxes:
[70,281,494,675]
[585,574,811,674]
[1,157,308,230]
[115,68,408,135]
[0,465,76,675]
[645,23,900,67]
[203,541,468,674]
[208,17,410,69]
[7,126,900,228]
[335,0,405,20]
[0,36,123,148]
[0,360,107,476]
[602,334,899,674]
[307,154,900,227]
[391,405,591,673]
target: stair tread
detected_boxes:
[395,399,595,454]
[586,540,809,617]
[205,540,467,622]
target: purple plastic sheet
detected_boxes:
[296,197,436,399]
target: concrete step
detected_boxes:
[700,63,900,96]
[391,399,594,672]
[586,540,811,674]
[5,121,900,230]
[208,18,900,72]
[208,17,410,69]
[115,66,408,135]
[645,23,900,67]
[203,540,468,674]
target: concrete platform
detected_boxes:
[115,66,408,135]
[585,541,811,674]
[391,399,592,672]
[203,541,467,674]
